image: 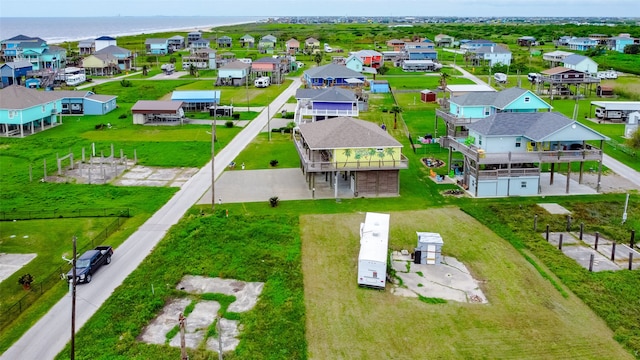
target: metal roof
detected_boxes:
[304,63,365,79]
[131,100,184,113]
[563,54,593,65]
[171,90,220,101]
[467,112,607,141]
[298,117,402,150]
[591,101,640,111]
[296,87,356,102]
[450,87,549,109]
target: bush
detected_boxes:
[118,114,127,119]
[232,113,241,120]
[270,159,279,167]
[269,196,279,207]
[225,121,234,128]
[18,273,34,286]
[120,79,132,87]
[283,112,295,119]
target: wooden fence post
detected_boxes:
[595,232,599,250]
[559,234,563,250]
[546,224,549,241]
[611,242,616,261]
[579,222,584,240]
[534,215,538,231]
[589,253,594,272]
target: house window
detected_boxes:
[524,96,530,103]
[8,110,16,119]
[478,136,483,145]
[376,148,384,153]
[515,137,522,148]
[42,105,46,112]
[521,181,527,188]
[484,107,490,116]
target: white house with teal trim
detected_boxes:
[145,38,169,55]
[607,36,635,53]
[562,54,598,75]
[448,87,552,119]
[567,37,598,51]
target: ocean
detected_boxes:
[0,16,265,44]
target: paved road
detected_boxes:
[0,77,302,360]
[602,154,640,188]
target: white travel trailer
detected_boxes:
[357,212,390,289]
[494,72,507,84]
[254,76,270,88]
[324,43,333,53]
[65,73,86,86]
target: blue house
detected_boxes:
[171,90,221,111]
[94,45,132,70]
[448,87,551,119]
[145,38,170,54]
[567,37,598,51]
[294,87,359,123]
[345,55,364,72]
[461,39,496,51]
[370,80,390,94]
[405,48,438,60]
[216,61,251,86]
[607,36,635,53]
[303,63,366,88]
[0,86,117,137]
[459,112,608,197]
[0,35,66,71]
[0,61,32,87]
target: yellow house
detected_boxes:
[294,117,408,197]
[81,54,119,76]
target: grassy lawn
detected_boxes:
[55,212,306,360]
[232,132,300,169]
[302,208,634,359]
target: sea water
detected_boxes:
[0,16,264,44]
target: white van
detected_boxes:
[254,76,270,88]
[324,43,333,53]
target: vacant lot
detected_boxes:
[301,208,633,359]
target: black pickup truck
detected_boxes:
[67,246,113,284]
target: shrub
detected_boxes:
[118,114,127,119]
[18,273,34,287]
[120,79,132,87]
[269,196,279,207]
[225,121,234,128]
[232,113,241,120]
[270,159,279,167]
[283,112,295,119]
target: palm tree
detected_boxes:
[377,150,385,166]
[314,52,323,66]
[189,64,199,77]
[439,72,450,90]
[390,105,402,129]
[342,149,352,167]
[385,147,396,162]
[367,148,376,166]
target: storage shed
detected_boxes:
[421,89,437,102]
[357,212,390,289]
[597,85,614,97]
[370,80,390,93]
[414,232,443,265]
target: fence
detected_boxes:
[606,140,638,158]
[0,217,126,330]
[0,208,130,221]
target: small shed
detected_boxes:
[597,85,614,97]
[25,78,41,89]
[421,89,437,102]
[414,232,443,265]
[370,80,390,93]
[625,111,639,138]
[357,212,390,289]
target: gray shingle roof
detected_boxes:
[467,112,605,141]
[472,45,511,54]
[451,87,540,109]
[296,87,356,102]
[94,45,130,55]
[145,38,168,44]
[298,117,401,149]
[562,54,591,65]
[0,86,115,109]
[304,63,365,79]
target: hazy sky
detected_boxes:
[2,0,638,18]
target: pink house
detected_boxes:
[286,38,300,55]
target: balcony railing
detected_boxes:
[294,140,408,172]
[468,167,541,179]
[540,75,601,84]
[447,136,603,164]
[435,109,481,126]
[298,108,359,118]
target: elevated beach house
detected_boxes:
[294,117,408,198]
[303,63,366,88]
[294,87,359,124]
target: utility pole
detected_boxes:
[211,104,216,210]
[71,235,77,360]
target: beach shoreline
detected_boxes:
[48,20,260,45]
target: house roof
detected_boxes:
[94,45,130,55]
[218,36,232,41]
[95,36,116,41]
[298,117,402,150]
[450,87,549,109]
[467,112,607,141]
[304,63,366,79]
[295,87,356,102]
[286,38,300,46]
[145,38,168,44]
[240,34,255,41]
[254,57,280,64]
[219,61,250,70]
[131,100,184,113]
[472,45,511,54]
[354,50,382,57]
[541,66,583,75]
[563,54,593,65]
[0,85,59,109]
[466,39,495,44]
[1,61,32,69]
[169,35,184,40]
[171,90,220,101]
[261,35,277,43]
[0,86,116,109]
[544,50,574,57]
[78,39,95,47]
[2,34,42,42]
[446,84,496,93]
[306,37,319,44]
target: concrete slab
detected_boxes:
[206,318,240,354]
[0,253,37,282]
[561,247,621,272]
[391,253,487,304]
[545,232,580,246]
[168,300,220,349]
[537,203,571,215]
[175,276,264,312]
[139,298,191,345]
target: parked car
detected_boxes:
[67,246,113,283]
